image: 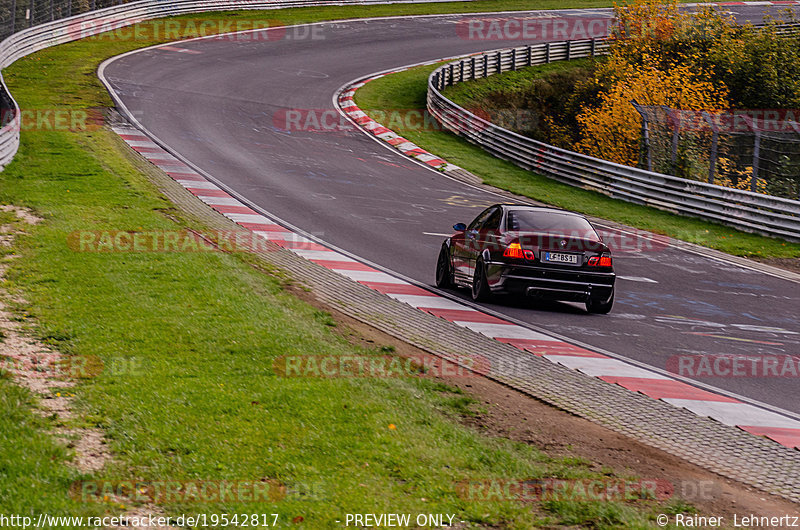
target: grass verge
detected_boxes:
[0,2,694,528]
[442,58,594,106]
[354,62,800,259]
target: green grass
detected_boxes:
[443,58,595,106]
[0,377,105,519]
[0,2,701,528]
[355,62,800,258]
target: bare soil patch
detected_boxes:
[0,205,110,473]
[0,206,177,528]
[752,256,800,274]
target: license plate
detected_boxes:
[544,252,579,264]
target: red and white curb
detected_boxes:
[337,62,460,173]
[335,66,800,450]
[335,0,800,166]
[113,123,800,450]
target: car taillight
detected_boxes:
[503,243,524,259]
[504,243,539,261]
[588,254,612,267]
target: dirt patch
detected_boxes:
[0,206,111,472]
[286,283,800,520]
[752,256,800,274]
[0,206,179,528]
[0,204,43,226]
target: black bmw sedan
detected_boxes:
[435,204,616,313]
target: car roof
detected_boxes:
[496,204,585,217]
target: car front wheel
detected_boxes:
[435,244,452,288]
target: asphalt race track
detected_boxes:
[101,5,800,416]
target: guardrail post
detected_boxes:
[496,50,501,73]
[701,111,719,184]
[483,54,488,77]
[670,110,680,166]
[708,130,719,184]
[566,40,571,61]
[640,119,653,172]
[789,120,800,198]
[752,131,761,192]
[632,100,653,172]
[459,60,464,82]
[545,42,551,63]
[527,45,532,66]
[448,63,454,86]
[591,38,596,57]
[471,56,476,80]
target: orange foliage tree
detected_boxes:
[576,61,728,166]
[608,0,686,65]
[576,0,730,165]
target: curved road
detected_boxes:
[102,6,800,415]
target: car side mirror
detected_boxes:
[453,223,467,231]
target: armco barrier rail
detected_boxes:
[3,4,800,240]
[427,38,800,241]
[0,0,467,172]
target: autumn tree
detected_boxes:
[576,0,730,165]
[576,63,728,166]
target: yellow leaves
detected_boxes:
[576,0,732,166]
[715,158,769,193]
[611,0,685,48]
[577,62,728,165]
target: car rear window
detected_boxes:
[507,210,598,238]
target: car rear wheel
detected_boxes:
[435,244,452,288]
[586,290,614,314]
[471,257,491,302]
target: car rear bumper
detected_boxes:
[487,261,615,302]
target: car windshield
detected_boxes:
[507,210,598,239]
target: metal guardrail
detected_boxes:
[0,0,466,171]
[427,39,800,242]
[4,3,800,240]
